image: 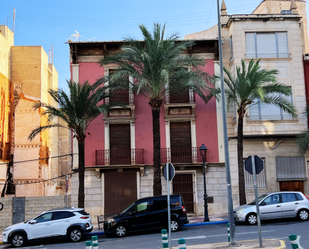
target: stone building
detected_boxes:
[186,0,309,204]
[0,25,70,197]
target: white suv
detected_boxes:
[2,207,93,247]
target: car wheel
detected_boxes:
[297,209,309,221]
[114,224,127,237]
[0,202,3,211]
[68,227,84,242]
[11,233,26,247]
[170,219,180,232]
[246,213,257,225]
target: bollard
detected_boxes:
[161,229,168,248]
[178,238,186,249]
[227,223,230,242]
[289,234,303,249]
[85,241,92,249]
[92,243,99,249]
[92,235,98,245]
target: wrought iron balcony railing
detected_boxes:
[161,147,203,164]
[95,149,144,166]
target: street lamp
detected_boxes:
[199,144,209,222]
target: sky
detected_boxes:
[1,0,305,91]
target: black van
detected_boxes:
[104,195,189,237]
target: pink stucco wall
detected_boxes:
[74,58,219,167]
[195,60,219,162]
[78,62,105,167]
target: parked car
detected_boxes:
[104,194,189,237]
[234,191,309,225]
[2,207,93,247]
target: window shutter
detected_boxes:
[282,92,293,119]
[260,93,281,120]
[248,100,260,120]
[256,33,276,58]
[277,32,289,58]
[245,33,256,58]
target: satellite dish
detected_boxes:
[66,30,96,42]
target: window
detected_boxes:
[52,211,75,220]
[281,193,297,203]
[246,32,289,58]
[244,158,266,190]
[135,201,149,212]
[35,213,52,223]
[230,36,233,62]
[248,91,293,121]
[262,194,280,205]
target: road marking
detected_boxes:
[172,230,275,241]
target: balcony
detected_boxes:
[109,90,134,105]
[95,149,144,166]
[165,90,195,104]
[161,147,203,164]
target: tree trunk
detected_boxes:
[152,108,162,196]
[78,140,85,208]
[237,113,246,205]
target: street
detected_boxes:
[1,218,308,249]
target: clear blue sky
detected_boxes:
[1,0,304,90]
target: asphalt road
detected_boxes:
[1,218,307,249]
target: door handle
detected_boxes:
[295,203,299,205]
[276,205,281,207]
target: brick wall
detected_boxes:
[0,195,70,232]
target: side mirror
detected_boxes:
[259,202,265,206]
[29,220,37,224]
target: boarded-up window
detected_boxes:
[170,122,192,163]
[110,124,131,165]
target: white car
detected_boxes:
[2,207,93,247]
[234,191,309,225]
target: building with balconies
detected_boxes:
[68,40,229,218]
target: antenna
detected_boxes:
[13,8,16,34]
[52,43,54,64]
[48,50,51,63]
[66,30,96,42]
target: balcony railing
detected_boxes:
[95,149,144,166]
[165,90,195,104]
[161,147,203,164]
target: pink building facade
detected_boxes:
[69,40,228,219]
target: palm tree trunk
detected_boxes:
[237,114,246,205]
[78,140,85,208]
[152,108,162,196]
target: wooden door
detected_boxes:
[170,122,192,163]
[172,173,194,213]
[110,124,131,165]
[279,181,304,193]
[104,169,137,214]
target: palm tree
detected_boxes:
[29,80,111,208]
[99,23,214,195]
[296,105,309,154]
[216,59,296,205]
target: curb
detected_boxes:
[278,240,286,249]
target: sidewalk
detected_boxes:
[166,239,286,249]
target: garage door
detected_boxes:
[104,169,137,214]
[173,173,194,213]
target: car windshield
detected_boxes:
[248,193,269,205]
[120,202,135,214]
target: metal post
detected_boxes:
[167,163,172,249]
[216,0,237,245]
[202,156,209,221]
[251,156,263,247]
[65,174,68,207]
